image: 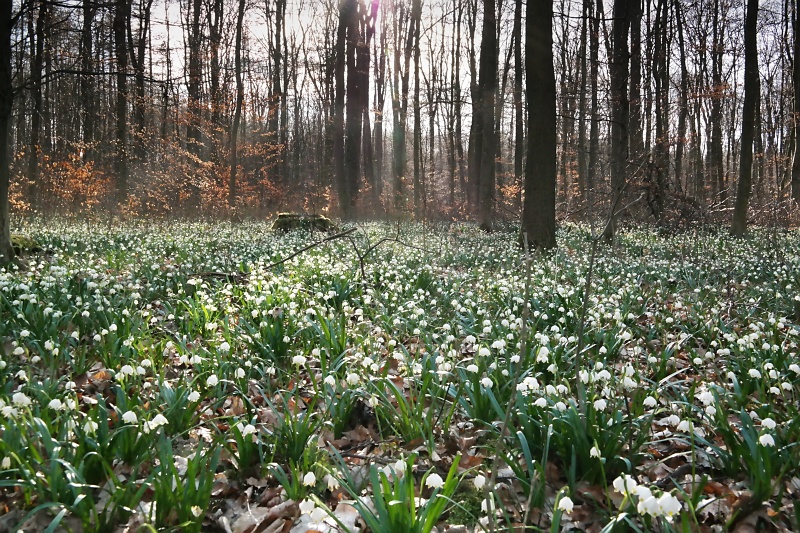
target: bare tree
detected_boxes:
[732,0,760,236]
[522,0,556,249]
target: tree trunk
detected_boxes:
[208,0,223,162]
[0,0,13,264]
[335,1,348,213]
[114,0,130,205]
[343,0,362,218]
[229,0,245,208]
[129,0,153,160]
[588,0,600,207]
[576,0,589,205]
[629,0,643,170]
[652,0,669,221]
[412,0,422,217]
[186,0,203,158]
[604,0,630,241]
[731,0,759,237]
[28,0,47,207]
[81,3,96,157]
[674,0,691,198]
[477,0,497,231]
[374,20,386,200]
[793,0,800,203]
[522,0,556,249]
[710,0,725,203]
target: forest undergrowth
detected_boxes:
[1,219,799,532]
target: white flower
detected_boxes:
[425,472,445,489]
[122,411,138,424]
[557,496,574,514]
[240,424,257,437]
[11,392,31,407]
[310,507,327,524]
[466,364,479,373]
[235,367,246,379]
[148,414,169,430]
[324,473,340,491]
[612,475,638,495]
[748,368,762,379]
[638,494,660,516]
[657,492,682,517]
[299,498,316,514]
[346,373,360,385]
[120,365,135,376]
[759,433,775,447]
[555,401,567,412]
[188,391,200,402]
[293,355,307,367]
[48,399,64,410]
[219,341,231,352]
[593,399,607,411]
[643,396,657,408]
[534,397,547,408]
[303,472,317,486]
[191,506,203,518]
[590,446,602,459]
[480,377,493,388]
[84,419,99,434]
[761,418,777,430]
[206,374,219,387]
[1,456,10,469]
[19,330,30,338]
[536,346,550,363]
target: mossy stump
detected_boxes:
[271,213,336,233]
[11,235,42,255]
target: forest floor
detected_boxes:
[1,219,799,533]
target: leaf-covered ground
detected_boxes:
[1,220,799,533]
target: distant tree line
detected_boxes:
[0,0,797,262]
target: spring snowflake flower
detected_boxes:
[612,475,638,495]
[480,377,493,388]
[206,374,219,387]
[11,392,31,407]
[425,472,445,489]
[148,414,169,430]
[219,341,231,352]
[122,411,138,424]
[299,499,316,514]
[191,506,203,518]
[235,367,246,379]
[324,473,340,491]
[240,423,257,437]
[292,355,307,367]
[748,369,762,379]
[346,373,360,385]
[48,399,64,410]
[188,391,201,402]
[536,346,550,363]
[557,496,574,514]
[761,418,777,430]
[1,457,10,469]
[593,399,607,411]
[643,396,657,408]
[473,474,486,490]
[466,364,479,373]
[84,419,99,434]
[303,472,317,486]
[590,446,602,458]
[657,493,682,517]
[759,434,775,447]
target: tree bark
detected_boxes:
[477,0,497,231]
[793,0,800,203]
[334,0,348,213]
[343,0,362,218]
[731,0,759,236]
[114,0,130,205]
[229,0,245,208]
[588,0,601,207]
[522,0,556,249]
[0,0,13,264]
[604,0,631,242]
